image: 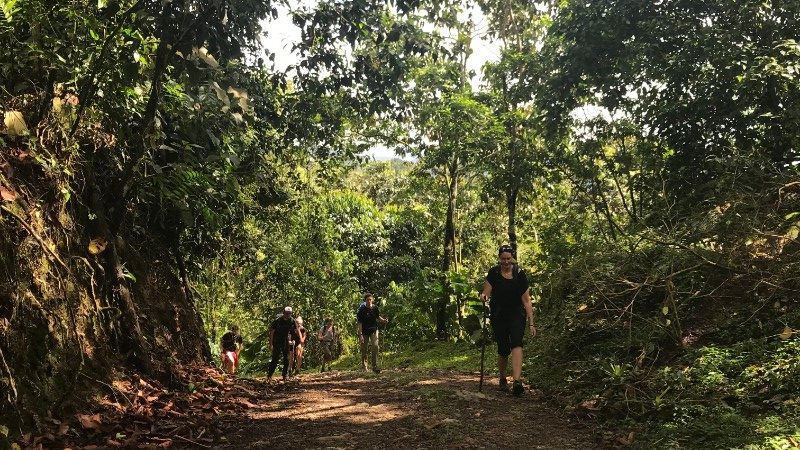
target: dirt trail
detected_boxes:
[216,369,605,449]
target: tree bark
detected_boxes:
[507,187,518,256]
[173,238,212,362]
[436,158,459,340]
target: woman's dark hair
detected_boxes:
[498,244,514,256]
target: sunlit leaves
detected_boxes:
[3,110,27,136]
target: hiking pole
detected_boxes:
[478,300,488,392]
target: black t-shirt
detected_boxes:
[221,331,243,352]
[486,265,529,317]
[270,317,298,344]
[357,304,380,335]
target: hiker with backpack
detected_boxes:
[267,306,301,383]
[357,293,387,373]
[479,245,537,397]
[220,324,243,374]
[318,318,337,372]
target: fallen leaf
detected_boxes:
[77,413,102,430]
[578,304,588,312]
[0,185,16,202]
[57,423,69,436]
[4,111,28,136]
[88,237,108,255]
[579,399,601,411]
[616,431,635,446]
[779,326,794,340]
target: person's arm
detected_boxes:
[522,289,536,337]
[318,328,325,340]
[269,328,274,351]
[357,306,365,342]
[480,280,492,302]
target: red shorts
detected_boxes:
[222,351,239,367]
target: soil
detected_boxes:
[216,368,606,449]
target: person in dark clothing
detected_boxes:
[268,306,301,383]
[220,324,243,374]
[357,293,387,373]
[480,245,536,396]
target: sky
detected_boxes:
[259,2,502,161]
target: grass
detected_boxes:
[330,340,492,374]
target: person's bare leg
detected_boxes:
[498,355,508,381]
[511,347,523,380]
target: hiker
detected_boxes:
[357,293,388,373]
[268,306,301,382]
[480,244,536,397]
[220,324,243,374]
[318,318,336,372]
[293,316,308,374]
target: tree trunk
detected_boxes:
[506,187,518,257]
[436,159,459,340]
[173,238,212,362]
[87,165,152,373]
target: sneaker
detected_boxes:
[498,378,509,391]
[512,380,524,397]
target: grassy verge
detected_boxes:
[331,340,490,374]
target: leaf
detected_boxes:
[785,212,800,221]
[4,110,28,136]
[0,185,16,202]
[779,326,794,340]
[88,237,108,255]
[193,47,219,68]
[57,423,69,436]
[661,306,669,315]
[227,86,252,113]
[210,82,229,105]
[0,424,7,436]
[52,97,63,113]
[77,413,102,430]
[577,304,588,312]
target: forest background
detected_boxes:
[1,0,799,448]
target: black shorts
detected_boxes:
[491,313,525,357]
